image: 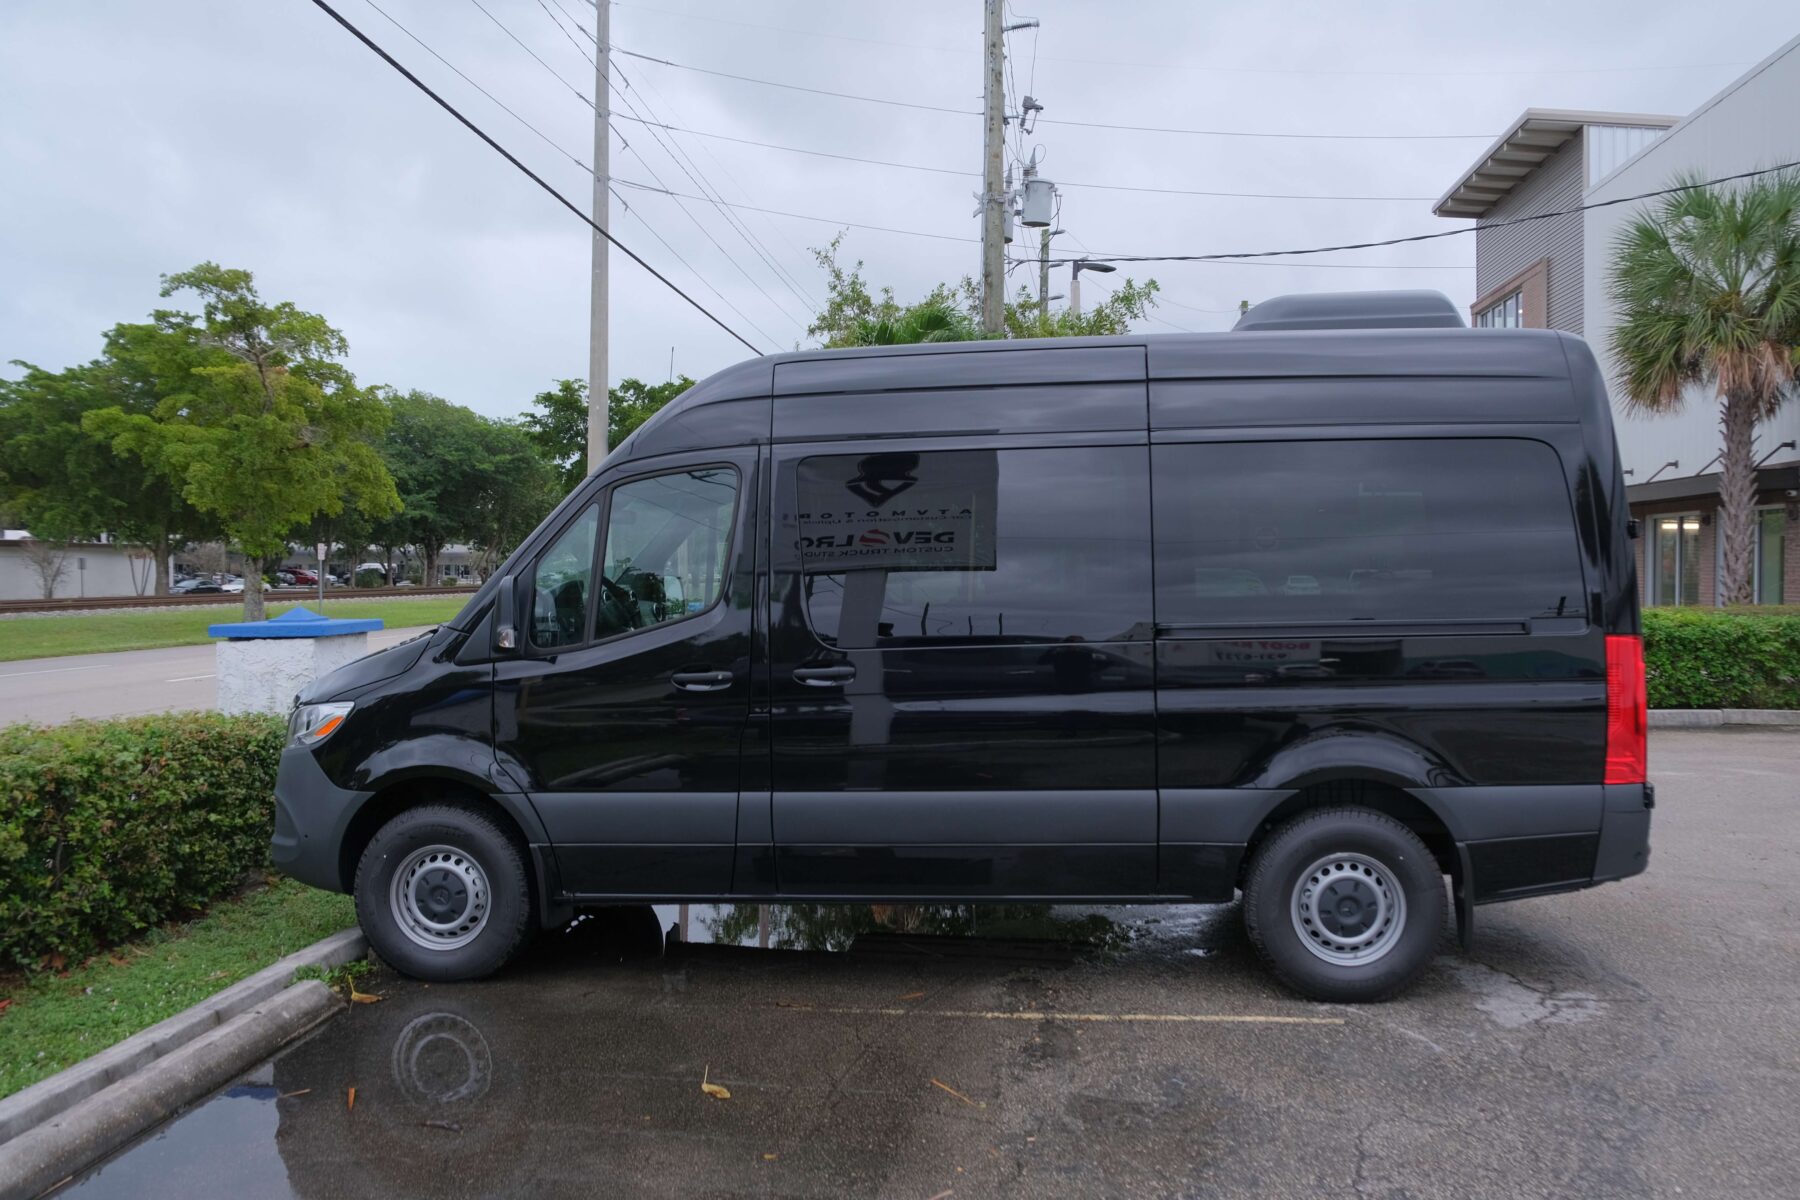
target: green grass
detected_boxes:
[0,596,471,663]
[0,877,355,1099]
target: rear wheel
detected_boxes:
[354,804,533,982]
[1243,807,1445,1002]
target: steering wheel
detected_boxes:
[598,573,643,630]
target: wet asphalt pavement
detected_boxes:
[59,730,1800,1199]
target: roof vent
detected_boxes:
[1233,290,1466,332]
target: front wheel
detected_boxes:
[1243,807,1445,1003]
[354,804,533,982]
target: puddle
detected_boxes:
[645,902,1140,954]
[59,899,1242,1199]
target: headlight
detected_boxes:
[289,701,353,746]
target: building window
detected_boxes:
[1474,291,1522,328]
[1652,515,1702,606]
[1755,507,1786,606]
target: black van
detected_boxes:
[273,292,1651,1002]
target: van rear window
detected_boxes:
[1152,438,1585,627]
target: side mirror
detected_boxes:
[494,574,518,653]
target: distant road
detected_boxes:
[0,626,436,726]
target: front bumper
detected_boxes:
[272,744,372,893]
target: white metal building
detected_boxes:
[1434,35,1800,607]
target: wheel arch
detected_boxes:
[337,775,544,899]
[1241,778,1458,882]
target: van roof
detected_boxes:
[620,326,1588,456]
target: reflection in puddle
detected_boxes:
[649,902,1133,953]
[389,1011,493,1105]
[63,899,1241,1200]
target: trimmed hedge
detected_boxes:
[0,712,285,971]
[1643,608,1800,710]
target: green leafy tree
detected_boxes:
[466,418,561,578]
[807,235,1159,348]
[0,348,212,596]
[368,389,494,586]
[611,376,697,447]
[997,279,1162,338]
[521,378,588,494]
[85,264,399,619]
[1608,173,1800,605]
[521,376,695,494]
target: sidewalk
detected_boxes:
[0,627,434,725]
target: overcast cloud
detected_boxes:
[2,0,1794,421]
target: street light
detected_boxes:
[1069,259,1116,317]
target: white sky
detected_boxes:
[2,0,1793,421]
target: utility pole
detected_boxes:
[1038,228,1052,311]
[979,0,1005,336]
[586,0,611,474]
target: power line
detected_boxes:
[1042,161,1800,266]
[332,1,1482,290]
[477,0,804,338]
[612,47,1495,139]
[345,4,1011,252]
[609,188,790,349]
[361,0,588,173]
[616,59,824,310]
[1033,114,1484,140]
[308,0,762,355]
[532,0,596,69]
[604,1,1746,80]
[618,177,1476,268]
[370,0,800,341]
[363,10,1442,205]
[603,64,812,332]
[466,0,588,104]
[614,47,976,117]
[606,112,1433,200]
[610,178,979,243]
[529,0,816,323]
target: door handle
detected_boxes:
[793,664,856,687]
[670,669,734,692]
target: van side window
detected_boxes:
[1152,439,1585,626]
[529,505,598,649]
[793,446,1150,646]
[595,468,739,638]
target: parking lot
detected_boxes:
[61,730,1800,1199]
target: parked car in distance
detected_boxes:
[220,576,244,593]
[272,290,1651,1004]
[285,567,319,586]
[170,578,223,594]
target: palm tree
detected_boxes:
[845,298,983,347]
[1607,172,1800,605]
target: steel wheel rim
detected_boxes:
[1290,852,1407,966]
[390,844,491,952]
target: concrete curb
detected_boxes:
[0,927,365,1147]
[0,980,340,1200]
[1649,709,1800,729]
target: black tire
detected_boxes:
[353,803,534,982]
[1242,807,1445,1003]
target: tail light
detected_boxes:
[1605,635,1647,784]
